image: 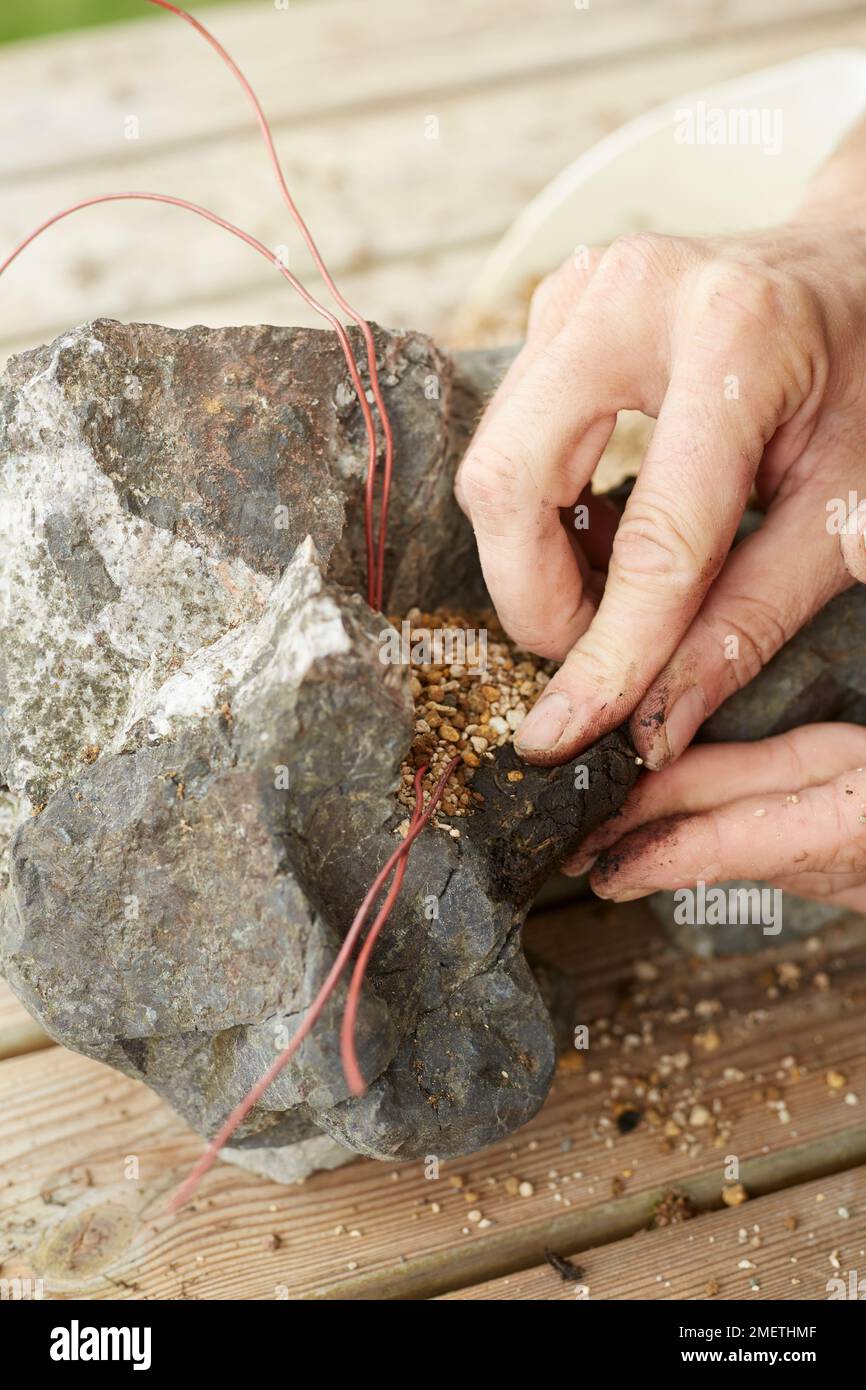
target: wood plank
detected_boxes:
[2,900,866,1299]
[437,1167,866,1299]
[0,981,52,1061]
[0,241,488,379]
[1,0,850,182]
[3,6,865,362]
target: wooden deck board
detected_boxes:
[2,902,866,1299]
[2,4,865,367]
[437,1167,866,1299]
[0,982,52,1061]
[2,0,852,182]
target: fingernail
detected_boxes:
[515,691,572,753]
[662,685,707,762]
[593,884,647,903]
[562,852,596,878]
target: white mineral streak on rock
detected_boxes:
[0,789,28,947]
[235,535,351,702]
[0,789,26,883]
[0,326,271,796]
[117,536,349,744]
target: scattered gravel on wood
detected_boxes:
[722,1183,750,1208]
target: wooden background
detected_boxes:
[2,0,866,1300]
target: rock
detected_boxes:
[0,321,638,1176]
[220,1133,356,1185]
[0,319,486,810]
[3,535,636,1163]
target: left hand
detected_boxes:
[563,723,866,914]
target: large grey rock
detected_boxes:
[0,319,487,809]
[0,321,637,1175]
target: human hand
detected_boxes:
[456,122,866,768]
[562,723,866,914]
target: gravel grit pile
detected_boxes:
[392,608,556,836]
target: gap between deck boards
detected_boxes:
[306,1126,866,1299]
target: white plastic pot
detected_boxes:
[461,47,866,324]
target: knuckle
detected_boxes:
[459,442,521,518]
[840,767,866,860]
[775,729,816,787]
[714,596,789,689]
[597,232,673,288]
[694,258,784,327]
[560,636,618,697]
[823,784,861,871]
[529,253,602,331]
[850,813,866,860]
[610,501,705,590]
[528,270,563,329]
[690,259,823,421]
[562,246,604,289]
[693,258,819,340]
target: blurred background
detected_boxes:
[2,0,865,382]
[0,0,239,45]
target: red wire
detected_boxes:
[146,0,394,610]
[0,193,381,587]
[340,764,426,1096]
[167,757,459,1212]
[0,3,451,1211]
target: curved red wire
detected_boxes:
[0,192,381,568]
[167,757,459,1211]
[146,0,394,610]
[340,764,426,1096]
[0,2,452,1212]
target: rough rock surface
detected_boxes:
[0,319,489,809]
[2,533,634,1163]
[0,321,637,1173]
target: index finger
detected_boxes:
[458,324,619,658]
[515,272,785,762]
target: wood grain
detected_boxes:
[438,1167,866,1299]
[2,0,851,181]
[2,901,866,1299]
